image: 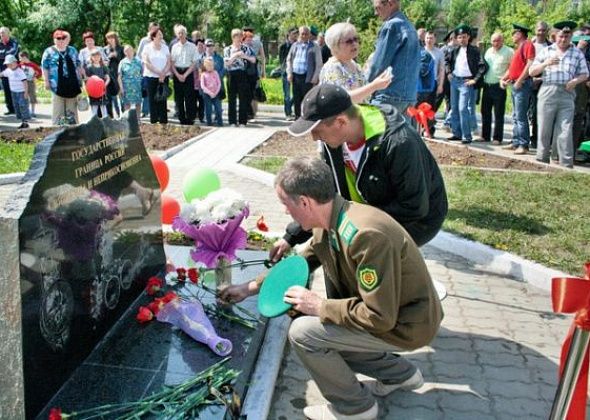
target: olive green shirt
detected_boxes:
[301,195,443,350]
[484,45,514,84]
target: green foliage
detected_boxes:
[445,0,478,29]
[405,0,441,30]
[260,78,283,105]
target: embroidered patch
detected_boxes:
[339,220,358,245]
[357,266,380,291]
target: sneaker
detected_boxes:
[514,146,528,155]
[18,122,29,129]
[303,402,378,420]
[362,369,424,397]
[492,140,502,146]
[285,115,296,121]
[474,137,489,143]
[502,144,516,150]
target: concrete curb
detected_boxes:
[428,230,569,292]
[242,315,291,419]
[0,172,25,186]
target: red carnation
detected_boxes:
[188,268,199,284]
[136,306,154,323]
[176,268,187,282]
[146,276,163,295]
[256,215,269,232]
[163,291,179,303]
[48,407,62,420]
[147,298,165,315]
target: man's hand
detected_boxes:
[269,238,292,262]
[514,80,523,90]
[287,74,293,83]
[284,286,322,316]
[465,79,476,87]
[565,80,577,92]
[218,281,256,304]
[544,56,560,67]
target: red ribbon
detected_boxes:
[407,102,436,138]
[552,262,590,420]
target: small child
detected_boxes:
[18,51,42,118]
[1,54,30,129]
[200,57,223,126]
[85,50,110,117]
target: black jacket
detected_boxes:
[445,45,488,87]
[284,104,448,247]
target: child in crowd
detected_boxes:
[85,50,110,117]
[1,54,30,128]
[200,57,223,126]
[18,51,42,118]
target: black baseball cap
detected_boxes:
[287,84,352,137]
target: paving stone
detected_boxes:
[480,365,532,383]
[432,362,483,380]
[487,379,540,400]
[438,391,493,413]
[493,396,549,419]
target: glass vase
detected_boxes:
[215,256,232,292]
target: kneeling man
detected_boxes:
[221,157,443,420]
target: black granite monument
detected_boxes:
[12,111,166,418]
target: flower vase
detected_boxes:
[215,256,232,292]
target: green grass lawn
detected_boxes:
[242,155,590,276]
[0,142,36,173]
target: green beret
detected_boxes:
[512,23,530,35]
[554,21,577,32]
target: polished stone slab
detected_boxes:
[1,111,166,419]
[38,248,269,419]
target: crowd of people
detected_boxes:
[0,22,267,128]
[2,3,588,167]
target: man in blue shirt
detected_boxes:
[367,0,420,114]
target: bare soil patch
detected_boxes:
[249,131,555,172]
[0,124,207,150]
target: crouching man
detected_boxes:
[220,157,443,420]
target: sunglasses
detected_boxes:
[54,37,66,41]
[342,36,360,45]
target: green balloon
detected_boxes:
[182,167,221,202]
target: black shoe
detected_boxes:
[18,122,29,129]
[4,111,15,115]
[461,139,472,144]
[448,136,461,141]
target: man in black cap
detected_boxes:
[501,23,535,155]
[269,83,448,261]
[529,21,589,167]
[445,23,487,143]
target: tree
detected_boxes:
[405,0,441,30]
[445,0,479,28]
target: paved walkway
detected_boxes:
[1,105,580,419]
[162,116,573,419]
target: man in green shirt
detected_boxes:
[478,32,513,144]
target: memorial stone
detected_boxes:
[0,111,166,418]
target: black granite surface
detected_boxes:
[17,111,166,418]
[38,249,269,420]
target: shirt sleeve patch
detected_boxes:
[357,266,380,291]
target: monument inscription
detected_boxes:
[0,111,166,418]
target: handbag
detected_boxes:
[254,82,267,103]
[77,96,89,112]
[154,81,171,102]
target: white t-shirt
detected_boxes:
[342,142,366,173]
[454,47,472,77]
[142,43,170,77]
[1,67,26,93]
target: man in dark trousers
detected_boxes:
[279,27,298,120]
